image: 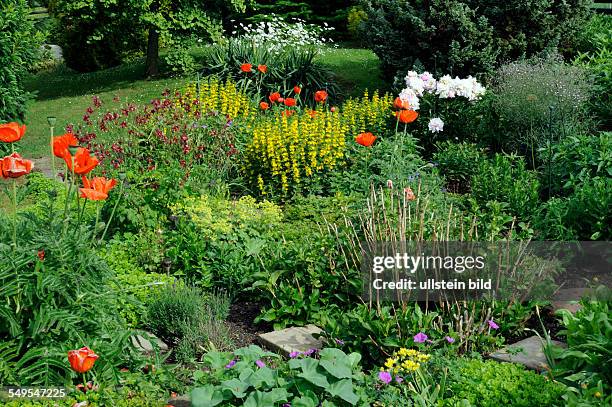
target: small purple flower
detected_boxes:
[335,339,345,346]
[395,376,404,384]
[488,320,499,330]
[255,359,266,368]
[413,332,428,343]
[303,348,317,356]
[225,359,237,369]
[445,336,455,343]
[289,351,300,359]
[282,404,291,407]
[378,371,392,384]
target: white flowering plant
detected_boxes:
[229,15,336,55]
[395,70,487,151]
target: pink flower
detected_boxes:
[488,320,499,330]
[395,376,404,384]
[289,351,300,358]
[225,359,237,369]
[255,360,266,368]
[445,336,455,343]
[378,371,392,384]
[414,332,428,343]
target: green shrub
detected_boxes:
[203,38,340,105]
[443,358,566,406]
[470,153,540,222]
[357,0,592,79]
[573,14,612,129]
[484,55,592,166]
[433,141,487,193]
[0,0,42,121]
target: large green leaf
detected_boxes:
[319,348,352,379]
[327,378,359,405]
[290,358,330,389]
[191,385,224,407]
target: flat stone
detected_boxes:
[258,324,324,357]
[551,287,590,314]
[490,335,565,371]
[131,332,168,354]
[167,394,190,407]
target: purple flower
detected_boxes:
[413,332,428,343]
[488,320,499,330]
[395,376,404,384]
[445,336,455,343]
[335,339,345,346]
[255,359,266,368]
[378,371,392,384]
[303,348,317,356]
[289,351,300,359]
[225,359,237,369]
[282,404,291,407]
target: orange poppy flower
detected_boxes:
[257,64,268,74]
[53,133,79,159]
[307,110,317,119]
[67,346,99,373]
[0,152,33,179]
[355,132,377,147]
[281,110,296,117]
[396,109,419,124]
[240,63,252,73]
[293,86,302,95]
[393,97,411,110]
[314,90,328,103]
[260,102,270,110]
[0,122,26,143]
[269,92,281,103]
[404,187,416,201]
[284,98,296,107]
[80,176,117,201]
[64,148,99,175]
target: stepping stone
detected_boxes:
[131,332,168,354]
[490,335,566,371]
[258,324,324,357]
[551,287,589,314]
[167,394,190,407]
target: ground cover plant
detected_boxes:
[0,2,610,406]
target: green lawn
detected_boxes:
[20,48,385,158]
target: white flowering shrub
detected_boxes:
[229,15,336,55]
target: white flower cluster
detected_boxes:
[398,71,486,110]
[229,15,336,55]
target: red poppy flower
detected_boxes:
[282,110,296,117]
[307,110,317,119]
[67,347,99,373]
[257,64,268,74]
[284,98,296,107]
[396,110,419,124]
[260,102,270,110]
[64,148,99,175]
[393,97,411,110]
[38,250,45,261]
[53,133,79,159]
[80,176,116,201]
[355,132,377,147]
[0,122,26,143]
[293,86,302,95]
[314,90,328,103]
[240,63,252,73]
[269,92,281,103]
[0,152,33,179]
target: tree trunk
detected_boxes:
[145,27,160,78]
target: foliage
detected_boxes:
[541,132,612,197]
[470,153,540,222]
[483,55,592,166]
[442,358,566,406]
[0,0,42,121]
[191,345,368,406]
[549,300,612,390]
[357,0,593,79]
[433,141,487,193]
[0,202,140,385]
[573,14,612,129]
[203,38,339,104]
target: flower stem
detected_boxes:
[12,179,17,253]
[92,203,100,246]
[50,125,56,179]
[99,181,124,244]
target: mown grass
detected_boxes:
[19,48,385,158]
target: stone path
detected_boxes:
[258,324,324,357]
[490,335,565,371]
[130,332,168,354]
